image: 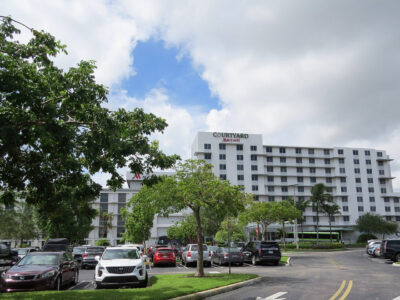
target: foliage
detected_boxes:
[356,213,398,237]
[357,233,378,243]
[310,183,333,244]
[282,242,344,249]
[214,218,246,244]
[129,160,251,277]
[239,202,275,241]
[0,17,178,241]
[271,201,301,247]
[167,215,197,243]
[96,239,110,246]
[98,210,113,239]
[322,202,341,242]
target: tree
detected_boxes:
[214,218,246,244]
[310,183,333,244]
[356,213,398,239]
[0,17,178,241]
[240,202,275,241]
[287,196,310,241]
[129,159,251,277]
[322,203,341,243]
[98,210,113,239]
[272,201,301,249]
[167,215,197,243]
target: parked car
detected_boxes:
[42,238,69,252]
[81,247,105,269]
[1,251,78,292]
[153,248,176,267]
[208,246,219,257]
[212,247,244,266]
[366,240,381,254]
[0,243,19,275]
[16,248,37,260]
[366,241,381,257]
[242,241,281,265]
[122,244,144,255]
[182,244,212,267]
[148,245,166,262]
[72,246,87,267]
[382,239,400,262]
[94,246,148,289]
[176,246,186,260]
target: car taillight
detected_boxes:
[259,248,262,255]
[187,251,191,257]
[224,253,229,257]
[82,254,88,258]
[209,251,211,257]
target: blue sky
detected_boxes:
[120,39,220,112]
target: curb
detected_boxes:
[392,263,400,267]
[286,257,291,266]
[170,276,263,300]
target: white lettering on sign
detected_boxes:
[213,132,249,139]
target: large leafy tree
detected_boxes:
[0,17,178,241]
[310,183,333,244]
[214,218,246,244]
[356,213,398,238]
[240,202,275,241]
[167,215,197,243]
[271,201,301,248]
[125,159,251,277]
[322,203,341,243]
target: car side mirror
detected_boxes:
[95,255,100,261]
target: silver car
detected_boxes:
[182,244,211,267]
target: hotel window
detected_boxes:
[365,150,370,156]
[204,143,211,150]
[384,198,390,203]
[268,196,275,202]
[356,187,362,192]
[369,197,375,202]
[368,187,374,193]
[237,144,243,151]
[251,155,257,161]
[313,216,319,222]
[253,195,259,201]
[381,188,387,194]
[344,216,350,222]
[297,167,303,173]
[378,161,384,166]
[379,170,385,175]
[339,158,345,164]
[238,185,245,190]
[281,176,287,182]
[370,206,376,212]
[366,169,372,174]
[330,216,335,222]
[237,164,244,171]
[377,152,383,157]
[310,177,316,183]
[237,154,244,160]
[354,159,359,164]
[296,157,302,163]
[252,185,258,191]
[220,174,226,180]
[343,206,349,212]
[385,206,391,212]
[342,196,348,202]
[354,168,360,174]
[386,216,392,221]
[309,158,315,164]
[341,187,347,192]
[237,175,244,181]
[357,196,363,202]
[366,159,371,165]
[338,149,344,155]
[268,176,274,182]
[353,150,359,155]
[367,178,373,183]
[396,216,400,221]
[219,164,226,170]
[268,186,275,192]
[219,154,226,160]
[340,177,346,183]
[394,198,399,203]
[340,168,346,174]
[325,159,330,164]
[205,153,211,159]
[326,187,332,192]
[298,186,304,193]
[219,144,226,150]
[250,145,257,151]
[252,175,258,181]
[358,206,364,212]
[324,149,330,155]
[279,147,286,153]
[297,177,304,183]
[326,177,332,183]
[281,166,287,172]
[325,168,331,174]
[266,146,272,153]
[296,148,302,154]
[310,167,316,174]
[267,166,274,172]
[267,156,273,162]
[308,148,314,155]
[355,178,361,183]
[282,186,288,192]
[118,193,126,203]
[251,165,258,171]
[395,207,400,212]
[280,157,286,163]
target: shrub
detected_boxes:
[96,239,110,246]
[280,242,344,249]
[357,233,378,243]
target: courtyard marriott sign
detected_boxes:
[213,132,249,143]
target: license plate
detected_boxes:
[268,251,273,254]
[163,255,169,258]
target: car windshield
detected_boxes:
[102,249,140,260]
[209,246,218,251]
[73,247,86,254]
[190,245,208,251]
[222,247,242,253]
[158,249,173,253]
[18,254,59,266]
[17,249,29,255]
[87,247,104,253]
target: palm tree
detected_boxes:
[322,203,341,243]
[310,183,333,244]
[99,210,113,238]
[288,196,310,242]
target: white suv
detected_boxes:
[94,246,148,289]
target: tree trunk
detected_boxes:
[261,223,266,241]
[316,206,320,245]
[193,208,205,277]
[329,219,332,243]
[257,223,260,240]
[282,222,286,250]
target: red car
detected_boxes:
[153,248,176,267]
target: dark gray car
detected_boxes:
[242,241,281,265]
[212,247,244,266]
[81,247,105,269]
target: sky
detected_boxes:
[3,0,400,190]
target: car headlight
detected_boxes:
[1,272,7,279]
[42,270,57,279]
[97,264,104,277]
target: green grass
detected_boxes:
[280,256,289,264]
[0,273,258,300]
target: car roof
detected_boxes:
[156,247,173,250]
[29,251,64,255]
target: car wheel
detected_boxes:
[273,260,280,266]
[72,270,79,285]
[252,255,258,266]
[139,273,148,288]
[54,276,62,291]
[94,281,102,289]
[239,262,243,266]
[396,253,400,262]
[172,263,176,267]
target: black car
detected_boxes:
[42,238,69,252]
[382,239,400,261]
[242,241,281,265]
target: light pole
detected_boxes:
[288,184,299,250]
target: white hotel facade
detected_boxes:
[86,131,400,245]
